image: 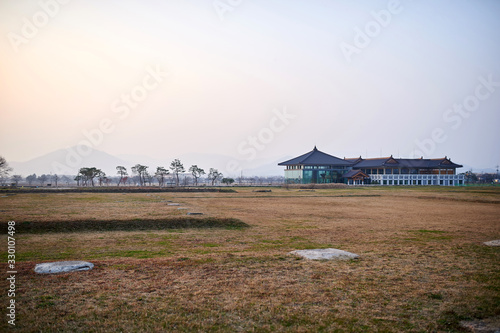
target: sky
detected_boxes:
[1,0,499,176]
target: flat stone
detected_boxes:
[289,248,359,260]
[484,240,500,246]
[177,207,187,210]
[460,316,500,333]
[35,261,94,274]
[168,203,180,206]
[187,212,203,215]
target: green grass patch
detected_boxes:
[415,229,446,234]
[406,229,453,242]
[201,243,220,248]
[91,249,170,259]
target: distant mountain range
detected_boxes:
[9,146,288,177]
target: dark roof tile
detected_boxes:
[278,147,353,166]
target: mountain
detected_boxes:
[10,147,290,177]
[10,146,129,176]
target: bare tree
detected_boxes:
[0,156,12,185]
[26,173,37,185]
[170,159,185,186]
[61,175,72,186]
[11,175,23,186]
[144,170,153,186]
[38,174,48,186]
[52,174,59,187]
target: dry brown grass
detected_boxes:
[1,186,499,332]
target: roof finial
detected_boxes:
[313,145,317,151]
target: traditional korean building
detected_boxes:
[278,147,464,186]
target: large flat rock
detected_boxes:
[290,248,359,260]
[35,261,94,274]
[460,315,500,333]
[483,240,500,246]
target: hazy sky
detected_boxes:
[1,0,499,174]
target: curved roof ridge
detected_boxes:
[278,147,353,166]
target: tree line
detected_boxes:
[0,155,284,187]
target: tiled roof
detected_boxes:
[278,146,353,166]
[352,158,395,168]
[343,169,369,178]
[279,148,463,169]
[351,157,463,169]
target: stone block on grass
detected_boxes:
[289,248,359,260]
[35,261,94,274]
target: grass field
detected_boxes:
[1,186,499,332]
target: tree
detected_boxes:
[131,164,148,186]
[144,170,153,186]
[26,173,37,185]
[189,165,205,186]
[208,168,223,186]
[74,174,82,186]
[61,175,72,186]
[222,177,234,186]
[78,167,100,186]
[96,170,107,186]
[117,176,128,186]
[52,174,59,187]
[464,170,477,184]
[38,174,48,186]
[11,175,23,186]
[155,166,169,187]
[0,156,12,185]
[170,159,185,186]
[116,166,128,186]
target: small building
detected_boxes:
[278,147,464,186]
[343,169,370,185]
